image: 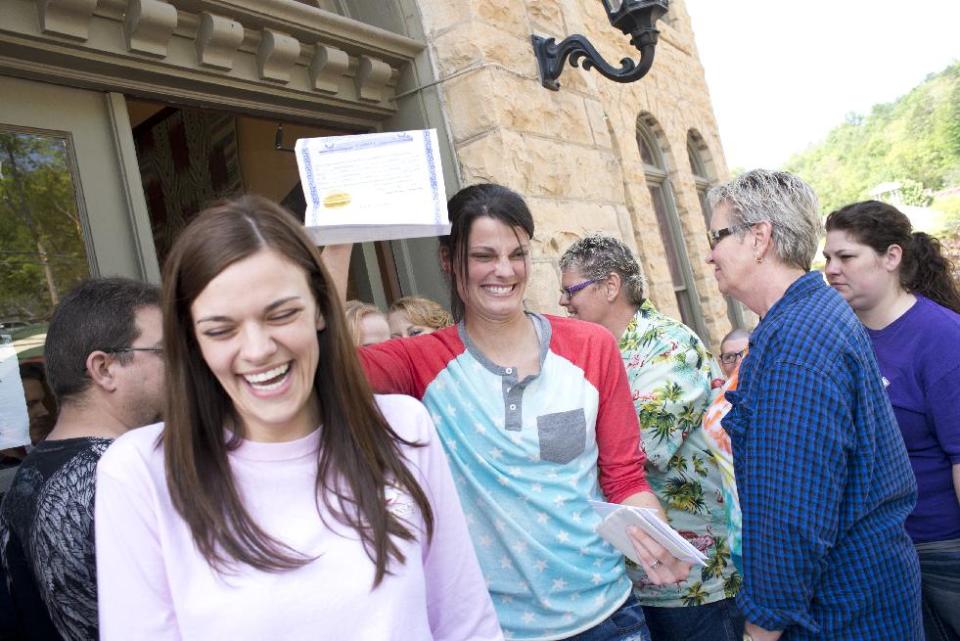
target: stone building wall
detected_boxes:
[414,0,736,348]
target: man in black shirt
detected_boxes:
[0,278,163,641]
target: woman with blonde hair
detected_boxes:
[387,296,453,338]
[94,195,502,641]
[344,300,390,346]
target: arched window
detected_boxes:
[638,116,707,339]
[687,130,745,329]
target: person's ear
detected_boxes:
[604,272,622,303]
[316,311,326,332]
[85,351,119,393]
[882,244,903,272]
[751,221,773,260]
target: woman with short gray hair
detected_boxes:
[707,169,822,272]
[706,169,922,641]
[559,234,743,641]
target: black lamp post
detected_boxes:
[531,0,670,91]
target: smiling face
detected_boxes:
[823,229,900,313]
[457,216,531,323]
[190,249,324,442]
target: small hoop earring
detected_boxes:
[755,255,763,264]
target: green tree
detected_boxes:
[0,131,89,320]
[784,62,960,215]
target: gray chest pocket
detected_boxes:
[537,409,586,465]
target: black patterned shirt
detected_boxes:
[0,437,112,641]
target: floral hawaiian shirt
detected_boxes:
[620,300,741,607]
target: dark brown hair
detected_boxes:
[161,195,433,584]
[826,200,960,313]
[440,183,535,322]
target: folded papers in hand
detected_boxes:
[589,500,707,567]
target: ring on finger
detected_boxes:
[650,560,663,569]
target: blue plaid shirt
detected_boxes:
[724,272,922,640]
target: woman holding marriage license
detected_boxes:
[322,183,690,641]
[94,196,502,641]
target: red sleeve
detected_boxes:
[548,316,650,503]
[359,339,421,397]
[358,327,464,401]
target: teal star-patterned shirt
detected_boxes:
[619,300,740,607]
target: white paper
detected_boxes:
[590,500,708,566]
[0,342,30,449]
[296,129,449,244]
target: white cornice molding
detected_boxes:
[124,0,177,57]
[2,0,425,122]
[38,0,98,40]
[195,12,243,69]
[355,54,391,103]
[309,44,349,95]
[256,28,299,83]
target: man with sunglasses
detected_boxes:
[0,278,163,641]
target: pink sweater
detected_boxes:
[95,394,503,641]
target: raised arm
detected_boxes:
[319,244,353,303]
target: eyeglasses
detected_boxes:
[719,350,745,365]
[706,223,753,249]
[103,347,163,355]
[560,278,598,299]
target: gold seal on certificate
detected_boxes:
[322,192,352,208]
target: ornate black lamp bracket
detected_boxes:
[532,23,661,91]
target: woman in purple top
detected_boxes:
[824,200,960,641]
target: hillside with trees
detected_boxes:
[784,61,960,219]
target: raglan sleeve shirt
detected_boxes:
[588,325,652,503]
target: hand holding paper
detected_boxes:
[590,500,704,584]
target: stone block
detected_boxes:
[416,0,473,37]
[431,20,536,79]
[441,69,499,142]
[525,258,562,315]
[583,99,612,149]
[475,0,528,36]
[526,0,565,38]
[492,72,593,145]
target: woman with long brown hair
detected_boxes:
[94,195,501,640]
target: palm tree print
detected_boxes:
[619,300,736,607]
[663,477,706,514]
[704,536,731,579]
[682,581,709,606]
[691,454,709,477]
[723,572,743,599]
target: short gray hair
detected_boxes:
[708,169,823,271]
[559,234,646,306]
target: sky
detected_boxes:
[685,0,960,170]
